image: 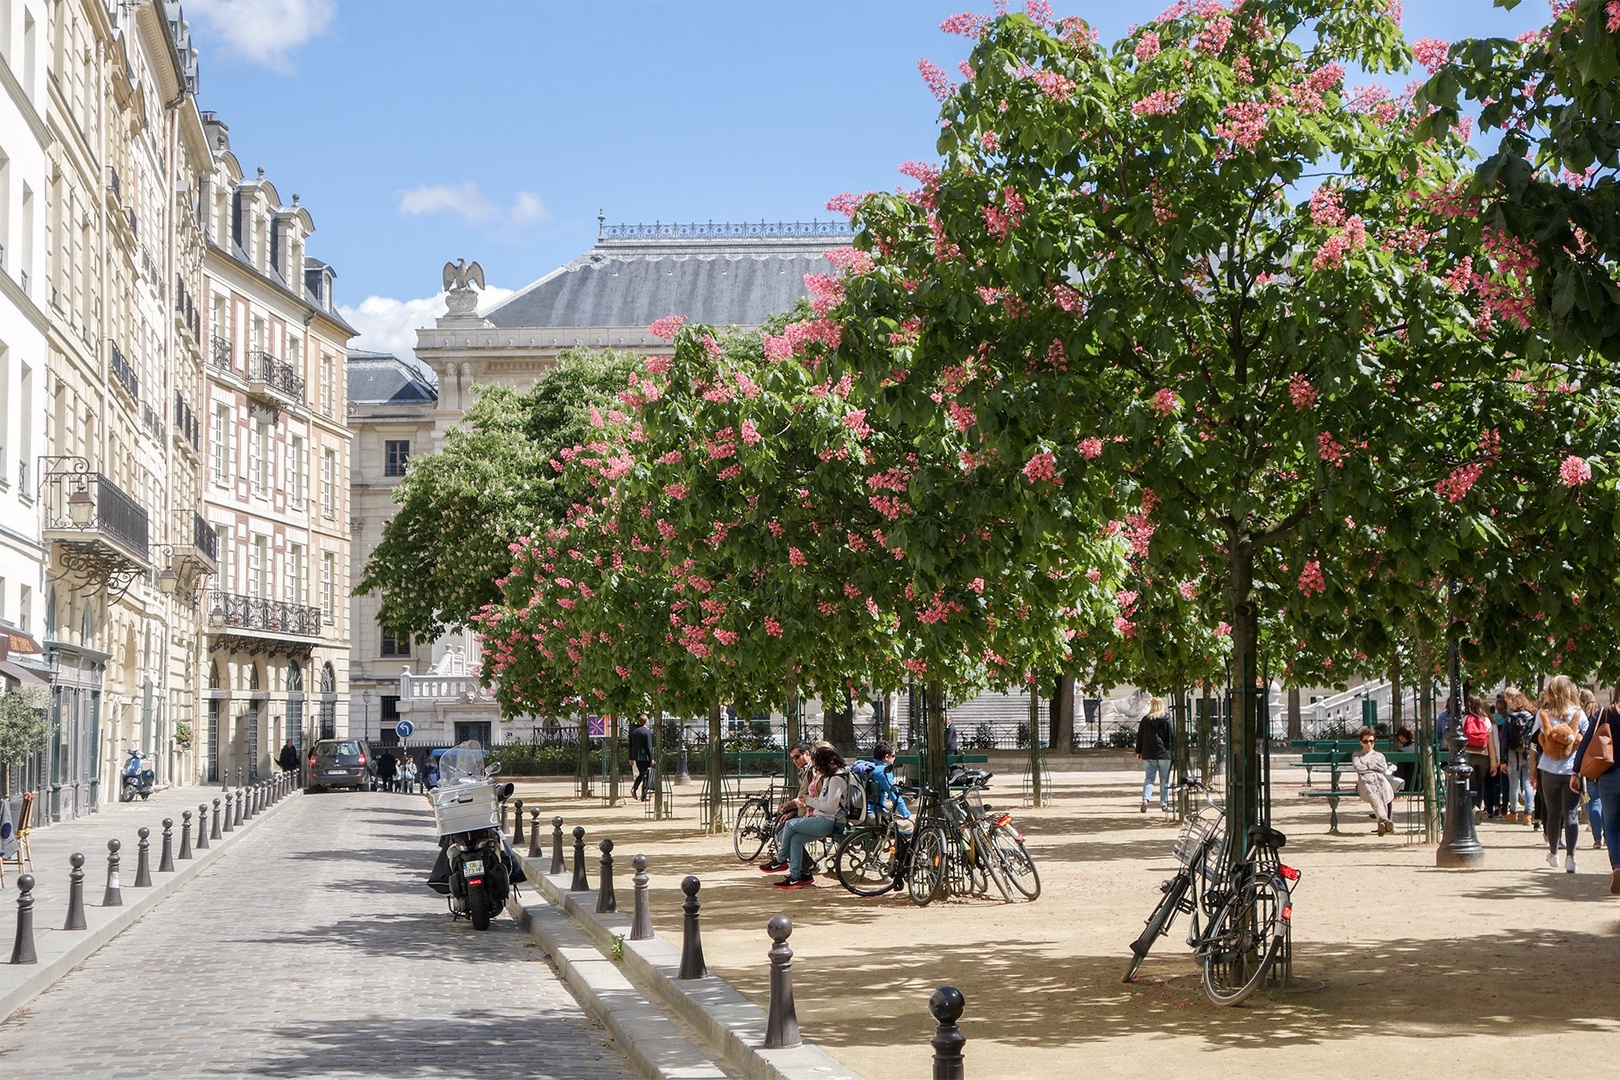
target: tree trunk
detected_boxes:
[1028,675,1043,805]
[1198,683,1214,782]
[1227,543,1264,856]
[1050,673,1075,752]
[1286,688,1302,741]
[784,667,800,776]
[652,706,665,820]
[1415,623,1439,843]
[1173,679,1190,820]
[576,711,592,798]
[824,683,856,754]
[606,715,621,806]
[706,698,725,834]
[1389,660,1403,731]
[925,679,947,796]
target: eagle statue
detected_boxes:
[442,259,486,292]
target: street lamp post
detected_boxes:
[1437,577,1485,868]
[361,690,372,743]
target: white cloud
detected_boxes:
[398,184,550,227]
[339,286,515,357]
[186,0,335,71]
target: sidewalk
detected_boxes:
[0,775,297,1023]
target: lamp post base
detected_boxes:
[1436,759,1485,868]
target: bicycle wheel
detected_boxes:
[1200,876,1288,1006]
[990,831,1041,900]
[971,824,1012,901]
[732,797,771,863]
[1123,872,1189,982]
[835,827,900,896]
[906,827,946,906]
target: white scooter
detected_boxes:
[425,742,520,930]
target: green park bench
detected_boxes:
[1297,747,1427,834]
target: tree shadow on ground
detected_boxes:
[243,903,534,964]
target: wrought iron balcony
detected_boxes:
[39,459,150,598]
[247,349,304,408]
[208,590,323,641]
[109,344,139,402]
[192,510,218,565]
[173,391,200,452]
[210,335,233,374]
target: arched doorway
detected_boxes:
[287,660,305,751]
[319,663,336,739]
[206,660,225,784]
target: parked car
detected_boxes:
[306,739,376,792]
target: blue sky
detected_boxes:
[181,0,1549,355]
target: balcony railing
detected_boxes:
[41,469,150,562]
[208,590,322,638]
[400,672,490,704]
[173,391,200,451]
[142,401,165,444]
[192,510,218,564]
[108,166,120,202]
[248,349,304,404]
[210,335,233,373]
[109,344,139,402]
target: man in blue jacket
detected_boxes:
[859,740,911,823]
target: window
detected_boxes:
[289,434,305,507]
[250,534,268,598]
[210,403,230,482]
[249,419,268,496]
[321,355,333,415]
[216,524,232,593]
[321,448,335,517]
[321,552,334,616]
[287,543,305,606]
[384,439,409,477]
[379,623,410,658]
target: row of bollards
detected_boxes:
[9,770,300,966]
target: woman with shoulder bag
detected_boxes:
[1529,675,1589,874]
[1572,683,1620,895]
[1579,688,1606,849]
[1462,695,1497,821]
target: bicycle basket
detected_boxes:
[1172,805,1225,868]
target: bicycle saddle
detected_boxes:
[1247,823,1287,850]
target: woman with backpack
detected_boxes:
[770,745,849,890]
[1571,682,1620,894]
[1502,687,1537,825]
[1529,675,1589,873]
[1135,697,1174,814]
[1462,695,1498,820]
[1579,688,1605,851]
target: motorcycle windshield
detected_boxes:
[438,741,487,786]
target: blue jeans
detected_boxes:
[1587,779,1605,845]
[1142,759,1172,807]
[1597,769,1620,869]
[780,815,837,879]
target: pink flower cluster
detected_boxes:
[1309,187,1345,228]
[1609,1,1620,32]
[764,617,783,638]
[919,58,955,101]
[1196,14,1232,53]
[939,11,985,36]
[648,315,686,340]
[1079,436,1104,459]
[788,547,807,567]
[1435,463,1483,503]
[1560,455,1592,487]
[1289,374,1317,410]
[1134,31,1161,62]
[1030,69,1075,101]
[1311,215,1367,270]
[1297,560,1326,597]
[1022,450,1061,484]
[1217,101,1267,149]
[1318,432,1348,467]
[1150,388,1180,415]
[947,401,977,431]
[1411,37,1449,73]
[1132,90,1182,116]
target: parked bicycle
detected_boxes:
[1123,778,1299,1005]
[733,778,835,873]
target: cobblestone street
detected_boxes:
[0,791,635,1080]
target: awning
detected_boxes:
[0,625,43,663]
[0,659,48,688]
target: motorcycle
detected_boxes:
[121,749,154,801]
[426,741,521,930]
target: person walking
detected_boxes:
[376,749,398,794]
[1579,689,1605,850]
[628,715,654,802]
[1501,688,1536,824]
[1352,726,1397,836]
[401,755,419,794]
[1135,697,1174,814]
[1529,675,1589,873]
[1462,695,1498,821]
[1572,684,1620,894]
[277,739,300,781]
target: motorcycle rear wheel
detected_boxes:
[121,782,136,802]
[468,884,492,930]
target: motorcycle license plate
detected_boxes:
[463,859,485,876]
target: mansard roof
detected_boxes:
[484,221,853,331]
[347,350,437,406]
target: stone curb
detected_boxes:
[0,789,299,1024]
[508,847,862,1080]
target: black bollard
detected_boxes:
[630,854,653,940]
[158,818,176,873]
[512,799,525,845]
[550,816,565,876]
[246,784,257,819]
[196,804,210,850]
[570,826,589,892]
[9,875,37,964]
[211,797,223,840]
[63,852,87,930]
[233,788,244,828]
[764,915,800,1049]
[103,839,123,907]
[929,987,966,1080]
[501,801,510,834]
[221,791,235,833]
[596,838,617,913]
[179,811,194,860]
[678,875,706,979]
[528,807,543,859]
[134,827,153,888]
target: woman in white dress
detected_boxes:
[1351,726,1396,836]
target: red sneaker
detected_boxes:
[758,860,789,874]
[772,876,813,889]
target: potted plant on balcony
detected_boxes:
[173,721,194,752]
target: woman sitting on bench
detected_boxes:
[1352,727,1396,836]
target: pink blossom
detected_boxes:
[1132,90,1182,116]
[843,409,873,439]
[714,629,740,646]
[1022,450,1061,484]
[1289,374,1317,410]
[1435,463,1483,503]
[918,58,955,101]
[939,11,986,36]
[664,482,690,500]
[1317,432,1348,467]
[1298,561,1326,596]
[1178,581,1198,600]
[644,355,670,375]
[788,547,807,567]
[968,578,985,594]
[1560,455,1592,486]
[648,315,686,340]
[947,401,977,431]
[1134,31,1160,62]
[764,617,783,638]
[1150,388,1180,415]
[1609,1,1620,32]
[1309,187,1345,228]
[1030,69,1075,101]
[825,192,859,218]
[1079,436,1104,459]
[740,419,761,446]
[1411,37,1449,73]
[1196,15,1232,54]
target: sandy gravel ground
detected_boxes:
[501,765,1620,1080]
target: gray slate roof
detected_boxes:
[347,350,437,406]
[485,227,852,330]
